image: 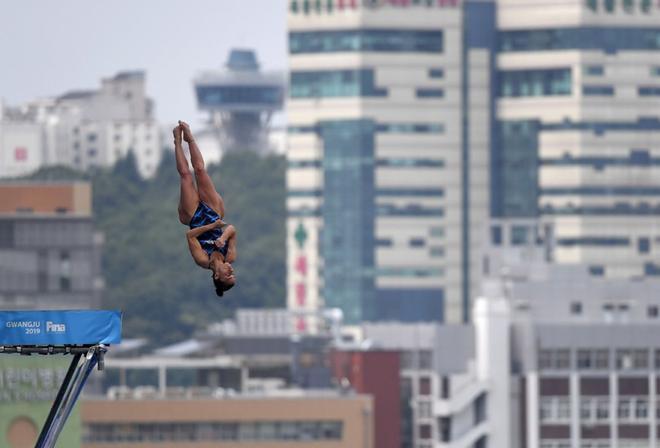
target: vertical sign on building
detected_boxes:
[294,222,308,332]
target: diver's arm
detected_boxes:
[186,233,211,268]
[185,220,225,239]
[215,225,237,263]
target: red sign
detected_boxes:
[296,283,306,306]
[295,256,307,276]
[14,147,27,162]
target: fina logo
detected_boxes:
[46,321,66,333]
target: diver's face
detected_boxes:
[213,262,235,285]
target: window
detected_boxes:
[418,424,431,439]
[617,349,649,370]
[540,398,554,422]
[584,65,604,76]
[634,398,648,419]
[429,68,444,78]
[583,85,615,96]
[491,226,502,245]
[417,400,432,418]
[440,376,450,399]
[429,246,444,257]
[289,69,388,98]
[418,350,432,369]
[589,265,605,276]
[580,398,592,420]
[596,398,609,420]
[430,227,444,238]
[511,226,529,245]
[289,29,444,54]
[418,377,431,396]
[622,0,634,13]
[639,86,660,96]
[651,67,660,77]
[571,302,583,315]
[416,88,444,98]
[439,417,451,442]
[594,349,609,369]
[618,397,632,420]
[585,0,598,11]
[410,238,426,248]
[638,237,651,254]
[499,68,572,97]
[539,349,571,370]
[557,397,571,420]
[578,349,592,369]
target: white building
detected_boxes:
[0,71,162,178]
[494,0,660,279]
[0,120,44,178]
[362,224,660,448]
[286,0,494,327]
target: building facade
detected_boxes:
[0,182,103,310]
[494,0,660,279]
[286,0,495,326]
[81,394,373,448]
[1,71,161,179]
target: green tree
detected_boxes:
[23,150,286,345]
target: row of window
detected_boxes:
[376,238,445,256]
[542,203,660,216]
[84,421,343,443]
[558,236,653,254]
[540,396,654,424]
[196,85,283,106]
[290,69,386,98]
[540,186,660,196]
[499,68,572,98]
[541,151,660,168]
[586,0,656,14]
[289,29,443,53]
[288,159,445,171]
[499,27,660,52]
[290,0,457,15]
[289,207,446,218]
[539,348,660,371]
[288,122,445,134]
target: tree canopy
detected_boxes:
[25,150,286,345]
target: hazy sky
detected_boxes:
[0,0,287,127]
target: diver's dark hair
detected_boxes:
[213,277,235,297]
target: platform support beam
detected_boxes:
[35,345,106,448]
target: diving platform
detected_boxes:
[0,310,122,448]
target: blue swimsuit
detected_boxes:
[189,202,228,259]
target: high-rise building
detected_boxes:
[493,0,660,279]
[286,0,496,326]
[287,0,660,327]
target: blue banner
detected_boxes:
[0,310,122,346]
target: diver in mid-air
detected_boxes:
[173,121,236,297]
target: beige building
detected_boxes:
[81,394,374,448]
[0,182,91,216]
